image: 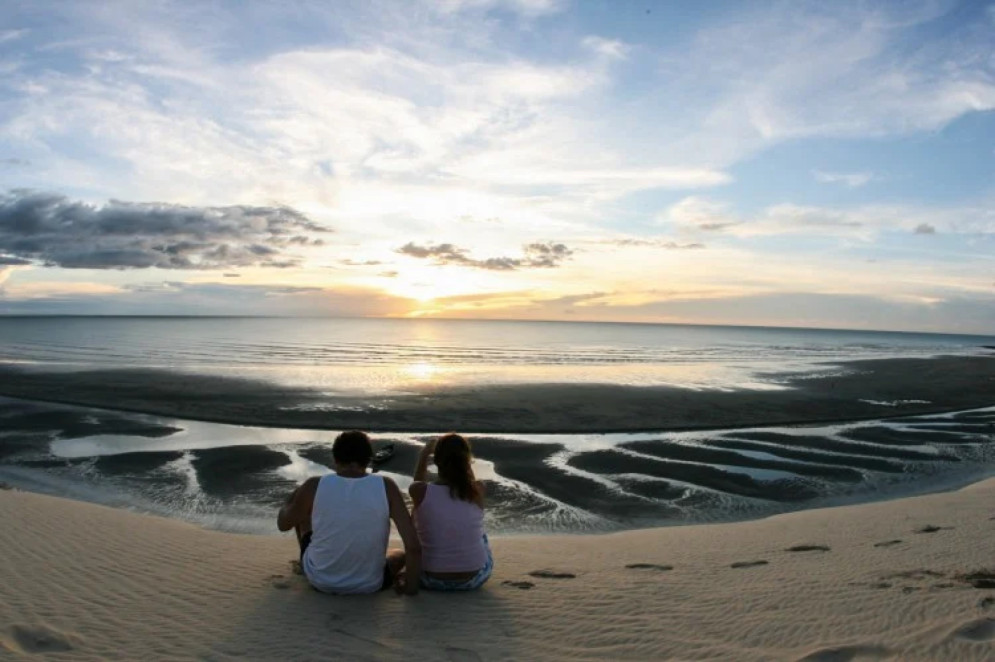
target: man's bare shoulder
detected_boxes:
[295,475,321,502]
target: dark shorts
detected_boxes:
[298,532,393,591]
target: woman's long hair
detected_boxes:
[434,433,482,506]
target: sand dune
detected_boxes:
[2,479,995,661]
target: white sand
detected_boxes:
[1,482,994,661]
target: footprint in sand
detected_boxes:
[445,646,483,661]
[731,560,768,569]
[269,574,291,589]
[979,597,994,610]
[873,540,903,548]
[848,580,894,590]
[949,617,995,642]
[956,571,995,589]
[885,569,945,581]
[915,524,953,534]
[288,559,303,576]
[3,625,76,655]
[501,580,535,590]
[786,545,830,553]
[625,563,673,571]
[796,643,890,661]
[528,570,576,579]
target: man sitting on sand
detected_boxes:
[277,430,421,595]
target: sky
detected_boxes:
[0,0,994,333]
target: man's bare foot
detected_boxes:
[393,570,408,595]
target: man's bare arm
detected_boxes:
[277,476,319,532]
[385,477,421,595]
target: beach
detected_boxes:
[2,322,995,659]
[2,479,994,661]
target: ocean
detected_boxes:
[0,316,994,534]
[1,316,992,392]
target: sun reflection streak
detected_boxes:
[404,362,439,380]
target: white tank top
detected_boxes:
[302,474,390,594]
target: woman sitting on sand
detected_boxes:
[407,433,492,591]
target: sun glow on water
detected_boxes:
[404,362,439,381]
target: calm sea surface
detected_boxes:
[1,316,992,394]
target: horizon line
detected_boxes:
[0,313,992,340]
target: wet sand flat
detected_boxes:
[0,355,992,433]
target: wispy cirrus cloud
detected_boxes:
[397,240,573,270]
[0,190,329,270]
[651,2,995,168]
[0,29,28,44]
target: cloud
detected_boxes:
[662,196,995,239]
[0,29,28,44]
[813,170,874,187]
[656,3,995,167]
[434,0,565,17]
[397,240,573,270]
[0,255,32,265]
[582,36,630,60]
[420,288,995,335]
[340,259,384,266]
[663,197,737,232]
[0,190,329,270]
[594,237,705,249]
[0,280,416,317]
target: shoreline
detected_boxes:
[3,478,995,660]
[0,354,993,434]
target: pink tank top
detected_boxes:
[414,483,487,573]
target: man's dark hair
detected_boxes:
[332,430,373,466]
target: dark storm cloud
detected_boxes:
[0,255,32,265]
[396,241,573,270]
[0,190,330,270]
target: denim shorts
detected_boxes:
[420,535,493,591]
